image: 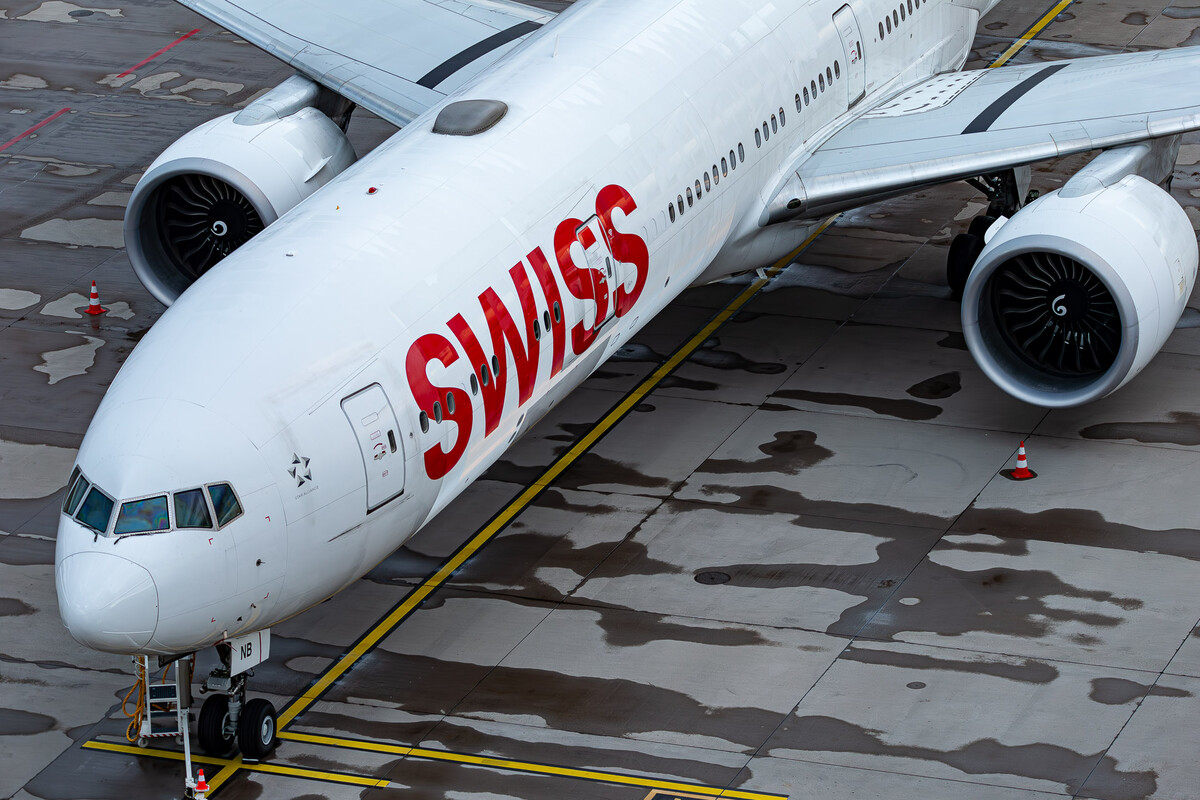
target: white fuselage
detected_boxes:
[56,0,992,655]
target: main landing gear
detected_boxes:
[947,166,1038,300]
[197,641,279,761]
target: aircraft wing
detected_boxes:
[177,0,556,126]
[764,46,1200,224]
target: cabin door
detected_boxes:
[341,383,406,511]
[576,215,619,331]
[834,5,866,107]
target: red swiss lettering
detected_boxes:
[479,262,541,407]
[554,217,600,355]
[526,247,566,378]
[404,333,472,480]
[596,184,649,317]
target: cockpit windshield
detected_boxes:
[113,495,170,535]
[76,486,115,534]
[61,469,243,537]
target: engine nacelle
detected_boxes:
[962,173,1197,407]
[125,79,357,305]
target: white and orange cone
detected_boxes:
[1007,440,1036,480]
[194,769,209,798]
[83,280,107,315]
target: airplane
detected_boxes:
[54,0,1200,767]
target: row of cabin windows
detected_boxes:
[880,0,921,38]
[793,61,842,117]
[667,144,746,223]
[416,300,564,433]
[753,106,789,148]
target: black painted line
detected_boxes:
[417,20,542,90]
[961,63,1068,134]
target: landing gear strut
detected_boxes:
[947,166,1038,299]
[197,642,278,761]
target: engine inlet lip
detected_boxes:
[125,157,279,307]
[961,236,1140,408]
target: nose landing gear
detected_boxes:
[197,641,278,761]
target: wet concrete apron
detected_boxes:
[6,0,1200,798]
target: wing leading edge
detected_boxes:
[765,47,1200,224]
[178,0,556,126]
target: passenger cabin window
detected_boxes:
[711,164,718,185]
[893,9,899,25]
[886,16,891,32]
[433,401,443,423]
[668,203,676,222]
[704,172,711,192]
[900,4,906,20]
[835,61,841,79]
[114,495,170,535]
[677,194,685,214]
[826,66,833,84]
[738,143,745,162]
[770,115,778,133]
[819,74,825,92]
[811,79,818,97]
[695,178,702,200]
[804,87,810,105]
[795,93,802,111]
[721,157,728,176]
[207,483,243,527]
[174,489,213,529]
[686,187,693,207]
[470,373,479,394]
[762,121,769,140]
[553,301,562,323]
[76,486,115,534]
[879,21,885,38]
[419,410,430,432]
[754,128,762,147]
[780,108,786,126]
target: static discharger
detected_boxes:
[84,280,107,316]
[1006,440,1037,480]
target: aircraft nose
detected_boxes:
[57,552,159,653]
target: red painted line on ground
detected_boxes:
[116,28,201,78]
[0,107,71,153]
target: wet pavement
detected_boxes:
[4,0,1200,798]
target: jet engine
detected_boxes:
[124,76,357,305]
[962,170,1197,408]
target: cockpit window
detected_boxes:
[208,483,243,527]
[75,486,115,534]
[174,489,213,529]
[63,470,88,515]
[114,495,170,535]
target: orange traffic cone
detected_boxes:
[194,769,209,798]
[1007,441,1036,480]
[83,280,107,315]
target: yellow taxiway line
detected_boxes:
[280,731,789,800]
[990,0,1075,67]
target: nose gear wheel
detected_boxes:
[154,174,264,281]
[990,252,1121,378]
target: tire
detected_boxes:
[947,233,984,300]
[198,694,235,757]
[237,698,277,760]
[967,215,996,240]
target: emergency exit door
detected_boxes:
[576,215,618,330]
[834,5,866,107]
[342,384,405,511]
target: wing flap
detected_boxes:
[179,0,555,126]
[765,47,1200,224]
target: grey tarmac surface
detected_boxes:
[3,1,1200,799]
